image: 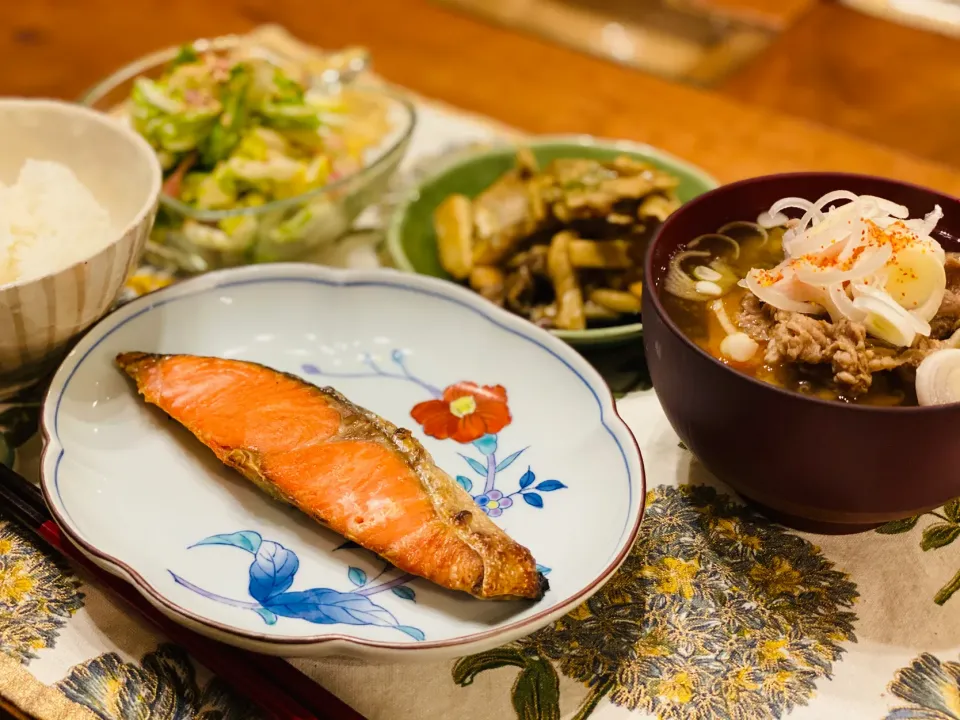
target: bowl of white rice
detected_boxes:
[0,99,161,399]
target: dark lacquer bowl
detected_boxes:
[643,172,960,534]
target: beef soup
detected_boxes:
[660,191,960,407]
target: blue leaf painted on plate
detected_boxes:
[535,480,566,492]
[265,589,397,627]
[335,540,362,551]
[396,625,426,641]
[460,454,488,477]
[496,449,526,472]
[191,531,262,554]
[519,467,535,489]
[302,364,320,374]
[522,492,544,508]
[535,564,552,576]
[392,586,416,601]
[455,475,474,493]
[254,607,279,625]
[348,567,367,587]
[248,541,300,604]
[472,434,498,456]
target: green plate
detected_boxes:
[385,136,719,346]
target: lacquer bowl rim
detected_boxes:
[39,262,646,657]
[645,170,960,416]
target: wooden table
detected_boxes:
[721,1,960,168]
[3,0,960,193]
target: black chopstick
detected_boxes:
[0,462,365,720]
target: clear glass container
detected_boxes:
[80,37,416,273]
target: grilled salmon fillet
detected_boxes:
[116,352,547,601]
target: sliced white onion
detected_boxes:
[853,282,931,335]
[745,270,821,314]
[835,217,866,264]
[693,265,722,282]
[795,190,860,234]
[768,196,817,219]
[913,290,946,325]
[796,284,840,322]
[758,210,790,228]
[786,223,854,259]
[741,191,947,347]
[782,227,798,253]
[862,195,909,219]
[720,332,759,362]
[851,294,917,347]
[865,269,889,288]
[905,204,944,242]
[826,282,867,323]
[916,349,960,406]
[788,198,871,258]
[793,244,893,286]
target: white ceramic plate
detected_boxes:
[40,264,645,660]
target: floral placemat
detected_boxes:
[2,24,960,720]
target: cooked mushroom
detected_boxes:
[584,300,620,322]
[547,231,586,331]
[589,288,641,315]
[638,194,681,222]
[434,194,474,280]
[505,266,536,315]
[507,245,549,276]
[469,265,506,305]
[471,171,536,265]
[568,239,632,269]
[430,148,681,329]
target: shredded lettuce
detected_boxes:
[130,45,384,265]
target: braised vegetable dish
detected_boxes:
[433,149,681,330]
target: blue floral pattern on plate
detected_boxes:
[170,531,426,641]
[302,349,568,518]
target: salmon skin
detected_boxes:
[116,352,548,601]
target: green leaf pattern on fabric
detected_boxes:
[455,485,860,720]
[876,498,960,605]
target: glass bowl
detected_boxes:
[80,37,416,273]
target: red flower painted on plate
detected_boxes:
[411,383,511,443]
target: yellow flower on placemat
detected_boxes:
[641,557,699,599]
[454,484,860,720]
[885,652,960,720]
[58,644,265,720]
[749,556,803,597]
[0,518,83,663]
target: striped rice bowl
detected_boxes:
[0,99,161,399]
